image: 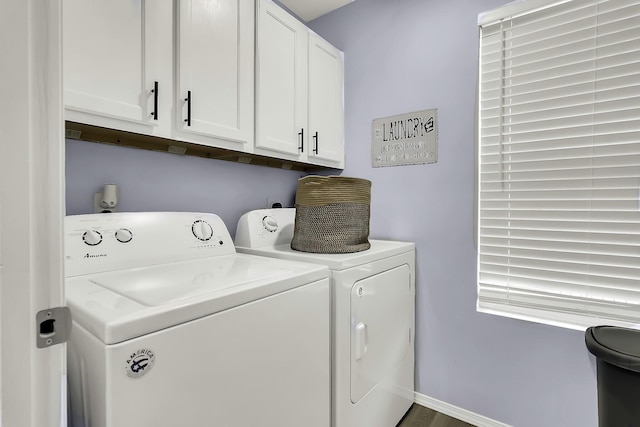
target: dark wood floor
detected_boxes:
[397,404,476,427]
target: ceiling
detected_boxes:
[277,0,354,22]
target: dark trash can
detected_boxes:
[585,326,640,427]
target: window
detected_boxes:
[477,0,640,330]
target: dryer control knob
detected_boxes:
[82,230,103,246]
[262,216,278,233]
[115,228,133,243]
[192,220,213,241]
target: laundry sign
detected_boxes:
[371,109,438,167]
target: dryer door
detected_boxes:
[350,264,412,403]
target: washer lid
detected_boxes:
[585,326,640,373]
[66,253,329,345]
[237,240,414,271]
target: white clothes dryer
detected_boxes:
[235,208,415,427]
[65,212,331,427]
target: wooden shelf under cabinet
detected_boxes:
[65,122,340,173]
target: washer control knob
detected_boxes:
[192,220,213,241]
[115,228,133,243]
[262,216,278,233]
[82,230,103,246]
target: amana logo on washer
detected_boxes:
[125,348,156,378]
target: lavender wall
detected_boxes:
[309,1,598,426]
[65,139,302,236]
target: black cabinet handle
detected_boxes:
[298,128,304,152]
[150,81,158,120]
[184,91,191,126]
[313,131,319,154]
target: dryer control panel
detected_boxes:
[235,208,296,248]
[65,212,235,277]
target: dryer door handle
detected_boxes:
[355,322,367,360]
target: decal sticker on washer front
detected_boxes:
[125,348,156,378]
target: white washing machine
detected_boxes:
[65,212,331,427]
[235,208,415,427]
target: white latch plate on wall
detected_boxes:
[36,306,72,349]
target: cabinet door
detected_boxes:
[176,0,254,148]
[63,0,163,129]
[255,0,308,158]
[308,33,345,168]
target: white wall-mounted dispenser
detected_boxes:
[94,184,119,213]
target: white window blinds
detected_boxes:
[477,0,640,329]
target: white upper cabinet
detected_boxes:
[64,0,254,151]
[308,33,344,167]
[175,0,254,149]
[255,0,308,158]
[63,0,172,136]
[63,0,342,168]
[255,0,344,168]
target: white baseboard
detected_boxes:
[414,392,512,427]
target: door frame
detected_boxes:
[0,0,66,426]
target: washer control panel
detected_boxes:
[191,219,214,241]
[235,208,296,248]
[82,230,103,246]
[65,212,235,277]
[114,228,133,243]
